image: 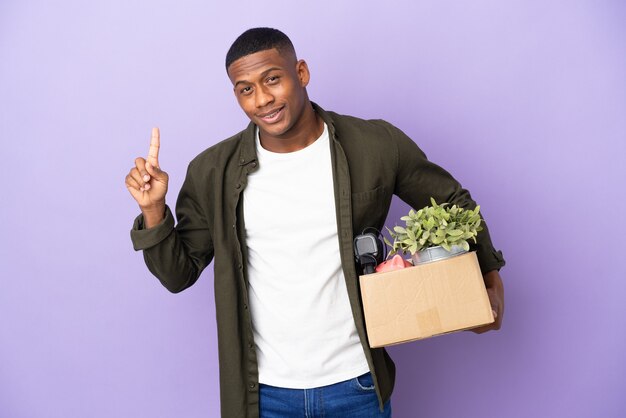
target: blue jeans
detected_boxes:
[258,372,392,417]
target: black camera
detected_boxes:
[353,231,384,274]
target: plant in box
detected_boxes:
[384,197,483,265]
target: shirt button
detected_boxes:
[251,162,257,168]
[244,304,248,310]
[238,264,243,270]
[248,342,254,349]
[240,158,245,164]
[249,382,256,389]
[235,183,241,189]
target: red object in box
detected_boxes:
[375,254,412,273]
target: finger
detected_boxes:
[495,304,504,327]
[125,176,143,200]
[487,288,500,319]
[147,127,160,168]
[126,184,143,201]
[145,161,161,179]
[135,157,150,183]
[468,305,499,334]
[471,325,491,334]
[490,304,502,330]
[125,173,141,190]
[127,177,151,192]
[472,319,497,333]
[130,167,147,188]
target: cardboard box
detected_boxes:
[359,251,494,348]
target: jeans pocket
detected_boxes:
[353,372,376,391]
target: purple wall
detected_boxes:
[1,1,624,417]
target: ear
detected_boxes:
[295,59,310,88]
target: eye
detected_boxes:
[240,86,252,95]
[266,75,280,84]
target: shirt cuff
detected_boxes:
[477,249,506,274]
[130,205,175,250]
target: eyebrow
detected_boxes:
[234,67,283,88]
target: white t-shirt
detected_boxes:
[243,123,370,388]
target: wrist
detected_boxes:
[141,204,166,228]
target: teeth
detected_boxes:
[264,108,280,119]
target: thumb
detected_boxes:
[145,161,164,180]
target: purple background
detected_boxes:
[1,1,625,417]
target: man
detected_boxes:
[125,28,505,418]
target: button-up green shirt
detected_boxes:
[130,103,505,417]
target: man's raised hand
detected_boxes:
[125,127,169,227]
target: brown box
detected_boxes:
[359,251,494,348]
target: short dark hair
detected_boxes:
[225,27,295,71]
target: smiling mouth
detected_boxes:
[257,106,284,122]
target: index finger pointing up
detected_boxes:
[148,127,160,167]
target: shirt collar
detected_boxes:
[237,102,336,166]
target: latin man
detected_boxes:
[125,27,505,418]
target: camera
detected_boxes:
[353,231,384,274]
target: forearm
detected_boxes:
[142,203,166,229]
[389,123,505,273]
[142,229,206,293]
[484,269,504,293]
[131,205,214,293]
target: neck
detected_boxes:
[259,101,323,153]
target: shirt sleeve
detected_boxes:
[383,120,506,274]
[130,204,176,250]
[129,162,215,292]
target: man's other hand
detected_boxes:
[125,127,169,227]
[471,270,504,334]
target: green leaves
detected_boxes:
[386,197,484,256]
[393,226,407,234]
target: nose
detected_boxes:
[255,85,274,108]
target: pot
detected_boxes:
[411,244,468,265]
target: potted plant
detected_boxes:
[385,197,483,265]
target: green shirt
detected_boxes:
[130,103,505,417]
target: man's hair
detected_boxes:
[225,27,295,71]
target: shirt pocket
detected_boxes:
[351,185,389,233]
